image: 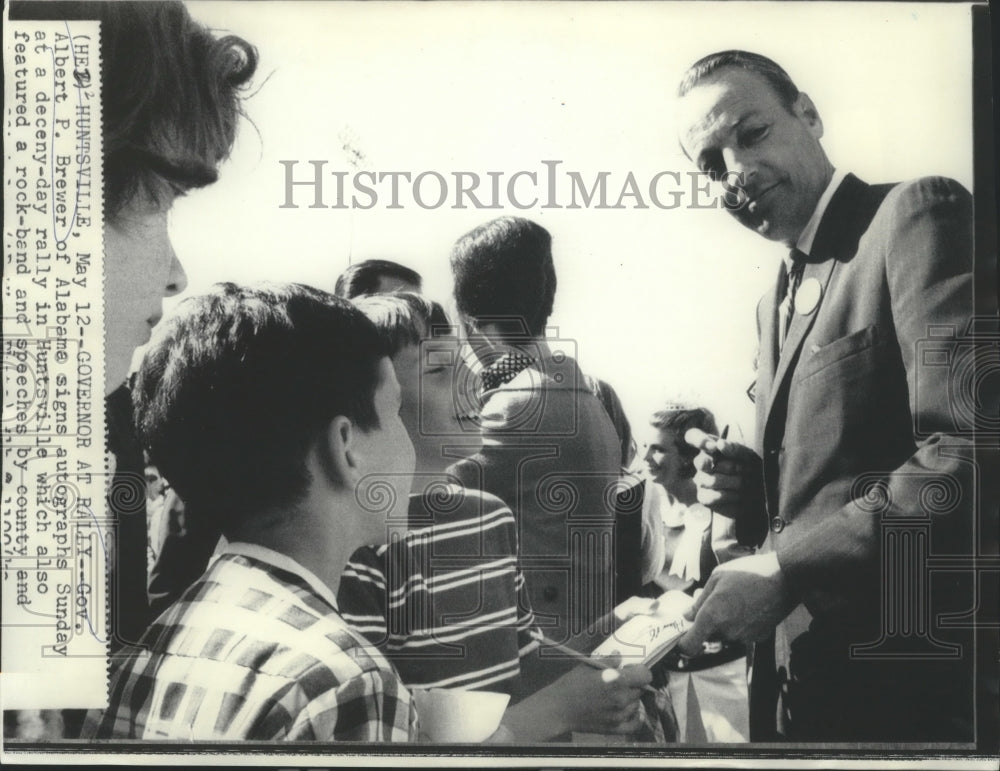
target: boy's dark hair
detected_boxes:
[11,1,258,218]
[352,292,452,356]
[334,260,423,299]
[133,283,388,532]
[450,217,556,338]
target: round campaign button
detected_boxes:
[795,277,822,315]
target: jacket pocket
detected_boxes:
[794,325,880,383]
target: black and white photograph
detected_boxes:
[2,0,997,766]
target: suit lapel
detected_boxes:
[754,266,782,441]
[761,174,878,438]
[764,258,838,420]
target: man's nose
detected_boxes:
[721,147,759,183]
[165,244,188,297]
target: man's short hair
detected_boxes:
[651,405,719,477]
[677,50,800,112]
[334,260,423,299]
[352,292,452,357]
[133,283,388,532]
[450,217,556,338]
[11,1,258,218]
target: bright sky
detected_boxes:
[167,0,974,445]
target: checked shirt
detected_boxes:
[84,542,417,741]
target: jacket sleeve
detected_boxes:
[776,177,977,617]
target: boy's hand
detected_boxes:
[501,655,653,740]
[555,659,652,734]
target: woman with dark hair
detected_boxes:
[12,0,258,389]
[6,2,257,740]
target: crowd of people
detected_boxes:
[6,0,982,747]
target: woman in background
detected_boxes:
[641,405,752,742]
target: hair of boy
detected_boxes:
[132,282,389,533]
[334,260,424,299]
[450,217,556,338]
[351,292,452,357]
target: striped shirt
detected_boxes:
[338,485,539,693]
[84,543,417,741]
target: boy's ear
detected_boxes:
[318,415,359,488]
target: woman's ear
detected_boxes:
[318,415,358,488]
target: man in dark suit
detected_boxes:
[673,51,975,741]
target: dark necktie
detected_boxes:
[780,249,807,348]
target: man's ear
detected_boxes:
[793,92,824,138]
[318,415,358,488]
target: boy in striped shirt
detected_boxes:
[341,293,654,740]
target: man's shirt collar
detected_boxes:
[794,167,847,258]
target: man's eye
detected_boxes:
[740,125,769,147]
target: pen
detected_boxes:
[530,632,657,693]
[708,424,729,470]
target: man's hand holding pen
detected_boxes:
[677,427,797,657]
[684,426,766,524]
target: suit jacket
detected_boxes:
[450,346,622,645]
[749,174,976,741]
[584,373,634,469]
